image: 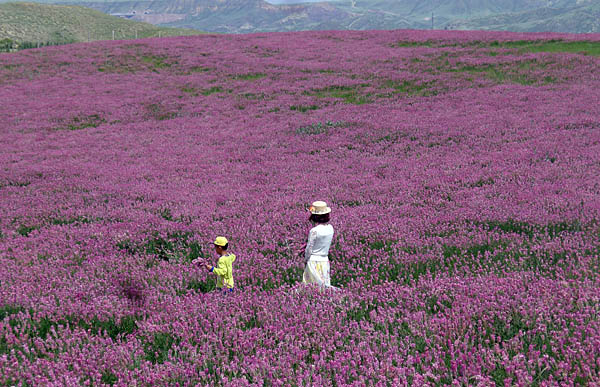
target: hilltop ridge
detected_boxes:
[0,2,202,47]
[65,0,598,33]
[0,0,597,36]
[447,3,600,33]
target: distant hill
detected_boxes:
[72,0,349,32]
[266,0,340,3]
[70,0,419,33]
[104,0,598,33]
[0,0,597,34]
[333,0,596,29]
[446,4,600,33]
[0,2,202,48]
[336,0,548,25]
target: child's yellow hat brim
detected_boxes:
[214,236,228,246]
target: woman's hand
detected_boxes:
[298,244,306,256]
[205,263,213,271]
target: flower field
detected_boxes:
[1,29,600,385]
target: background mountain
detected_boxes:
[0,2,202,47]
[446,3,600,33]
[65,0,419,32]
[0,0,597,34]
[266,0,340,3]
[332,0,597,30]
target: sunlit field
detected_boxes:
[1,30,600,385]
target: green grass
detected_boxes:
[145,103,181,121]
[176,277,216,295]
[201,86,225,96]
[0,180,30,188]
[142,332,178,364]
[280,266,302,287]
[2,313,140,346]
[392,40,436,48]
[240,308,263,330]
[17,224,38,236]
[497,40,600,56]
[290,104,319,112]
[470,309,593,385]
[101,370,118,385]
[393,40,597,90]
[305,84,372,104]
[181,86,199,96]
[371,228,585,287]
[240,92,267,100]
[295,120,346,135]
[0,2,202,48]
[232,72,267,80]
[116,231,208,264]
[381,79,436,96]
[188,66,212,73]
[49,216,92,225]
[143,232,190,261]
[481,219,583,239]
[350,219,588,285]
[0,305,26,321]
[53,114,105,131]
[468,177,495,187]
[308,80,438,103]
[141,55,172,70]
[346,300,379,323]
[446,61,555,86]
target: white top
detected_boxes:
[305,224,334,262]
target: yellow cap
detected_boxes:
[214,236,228,246]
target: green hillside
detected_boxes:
[0,2,203,49]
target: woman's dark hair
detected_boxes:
[309,213,330,224]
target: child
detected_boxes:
[194,236,236,291]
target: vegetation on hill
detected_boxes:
[446,3,600,33]
[0,2,203,51]
[45,0,599,34]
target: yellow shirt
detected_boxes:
[212,253,236,289]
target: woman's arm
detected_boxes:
[304,229,317,262]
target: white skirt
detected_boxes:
[303,257,331,287]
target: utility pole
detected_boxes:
[112,30,115,40]
[135,30,138,39]
[432,12,434,30]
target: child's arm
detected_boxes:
[211,257,228,276]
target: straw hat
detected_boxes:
[309,201,331,215]
[214,236,228,246]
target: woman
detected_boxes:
[302,200,335,287]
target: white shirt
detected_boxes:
[305,223,334,262]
